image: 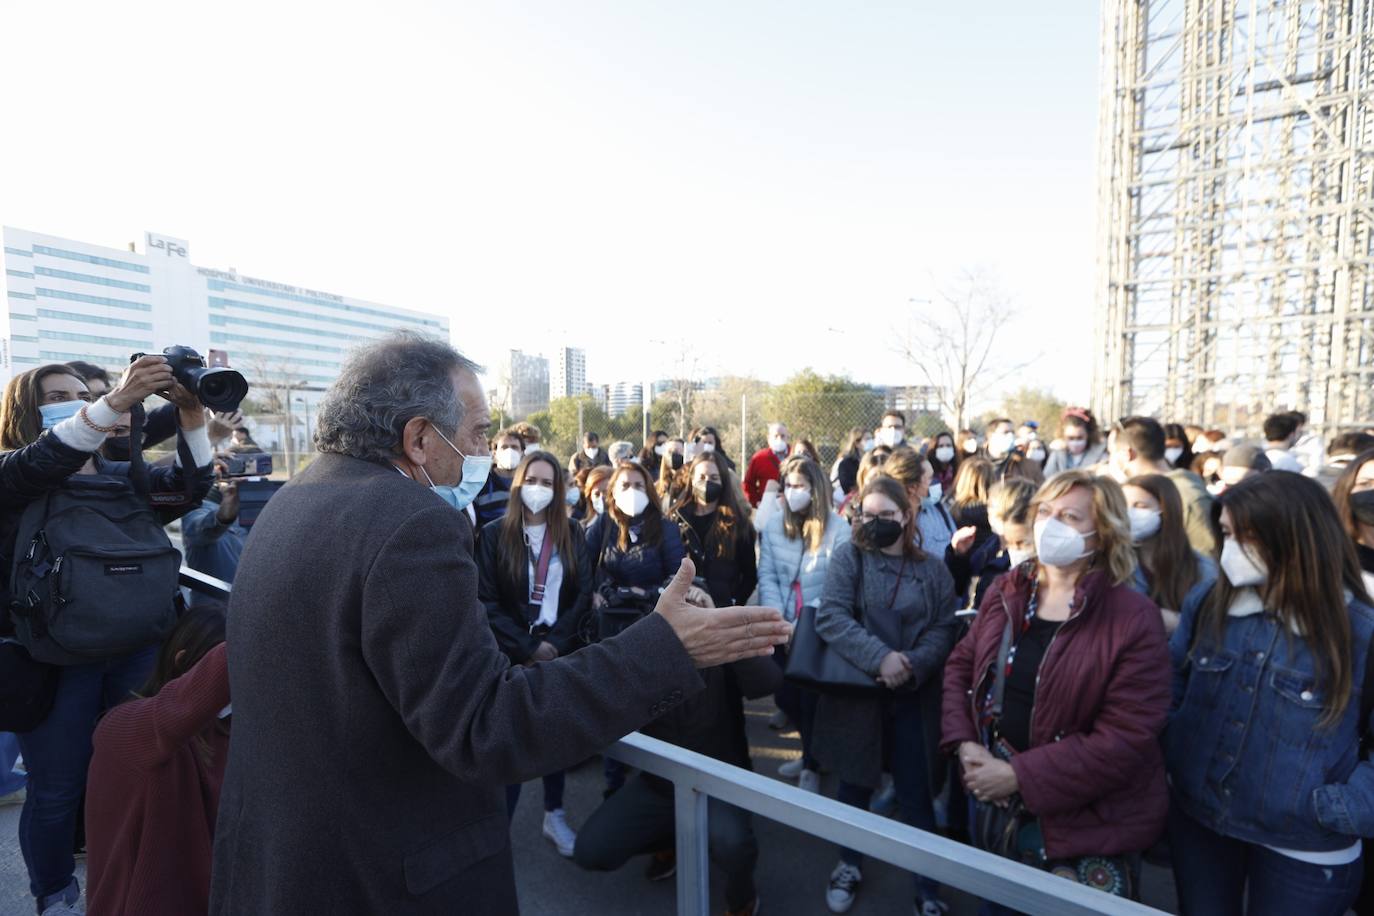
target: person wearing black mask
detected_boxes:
[810,476,959,915]
[667,454,757,609]
[1334,449,1374,596]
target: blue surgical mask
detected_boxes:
[40,400,84,429]
[418,424,493,511]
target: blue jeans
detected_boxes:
[0,732,25,795]
[16,647,156,906]
[836,693,940,903]
[1169,801,1363,916]
[506,771,567,818]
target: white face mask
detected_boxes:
[934,446,955,463]
[520,484,554,514]
[1128,507,1162,543]
[1065,437,1088,456]
[862,437,876,453]
[591,491,605,515]
[584,446,599,459]
[654,443,667,457]
[1164,446,1184,465]
[784,485,812,513]
[1026,445,1046,462]
[769,436,788,455]
[962,438,979,454]
[877,427,904,448]
[988,432,1016,457]
[1220,537,1267,588]
[494,447,523,471]
[1007,546,1035,567]
[699,442,715,454]
[926,481,943,504]
[614,487,650,518]
[1033,516,1096,567]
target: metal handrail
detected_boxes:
[179,569,1165,915]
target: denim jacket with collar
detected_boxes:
[1165,583,1374,850]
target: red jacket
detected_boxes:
[87,642,230,916]
[742,448,782,507]
[941,565,1170,859]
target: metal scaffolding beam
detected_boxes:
[1093,0,1374,436]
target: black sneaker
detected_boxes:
[645,850,676,882]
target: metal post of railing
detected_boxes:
[674,782,710,916]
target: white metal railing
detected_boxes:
[180,569,1167,915]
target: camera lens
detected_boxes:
[192,367,249,411]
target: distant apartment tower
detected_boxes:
[608,381,643,417]
[495,349,549,419]
[551,346,587,399]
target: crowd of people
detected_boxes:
[2,337,1374,916]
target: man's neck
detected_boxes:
[1130,457,1171,476]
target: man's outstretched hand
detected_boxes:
[654,558,791,668]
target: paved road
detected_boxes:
[1,699,1179,914]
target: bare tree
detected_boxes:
[896,269,1027,432]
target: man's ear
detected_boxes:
[401,417,431,466]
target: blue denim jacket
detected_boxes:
[1165,584,1374,850]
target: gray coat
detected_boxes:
[209,454,703,915]
[810,541,958,788]
[1043,440,1108,476]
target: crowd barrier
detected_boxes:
[178,568,1166,916]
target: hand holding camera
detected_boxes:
[106,355,175,414]
[215,478,241,526]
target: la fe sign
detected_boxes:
[146,232,189,259]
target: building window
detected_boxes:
[206,279,444,330]
[39,329,150,349]
[34,266,151,293]
[207,310,370,344]
[35,288,151,312]
[208,294,432,335]
[32,245,149,274]
[209,331,345,355]
[36,308,154,331]
[4,247,33,258]
[7,291,36,300]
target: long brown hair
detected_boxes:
[0,364,91,450]
[669,453,752,559]
[780,456,831,553]
[1126,474,1198,609]
[497,452,578,591]
[951,455,994,510]
[605,461,664,551]
[1202,473,1372,726]
[852,475,924,561]
[581,465,614,526]
[133,603,228,767]
[927,430,960,479]
[1332,449,1374,542]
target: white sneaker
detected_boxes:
[798,769,821,794]
[542,809,577,858]
[40,902,83,916]
[826,861,862,913]
[777,757,805,779]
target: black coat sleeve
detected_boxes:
[548,526,593,655]
[731,522,758,607]
[0,432,91,513]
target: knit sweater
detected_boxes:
[86,643,231,916]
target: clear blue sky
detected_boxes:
[0,1,1102,407]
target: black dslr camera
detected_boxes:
[130,346,249,412]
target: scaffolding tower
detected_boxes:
[1093,0,1374,436]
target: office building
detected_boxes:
[494,349,549,419]
[2,226,450,450]
[607,381,643,417]
[551,346,587,399]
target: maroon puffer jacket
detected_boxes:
[941,565,1170,859]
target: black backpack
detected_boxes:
[8,471,182,666]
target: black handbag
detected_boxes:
[0,639,60,732]
[784,543,881,696]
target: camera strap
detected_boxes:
[127,402,200,509]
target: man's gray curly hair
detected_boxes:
[315,331,481,463]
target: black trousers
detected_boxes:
[573,774,758,910]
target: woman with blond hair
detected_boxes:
[941,469,1170,905]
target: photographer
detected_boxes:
[0,356,214,916]
[180,460,249,602]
